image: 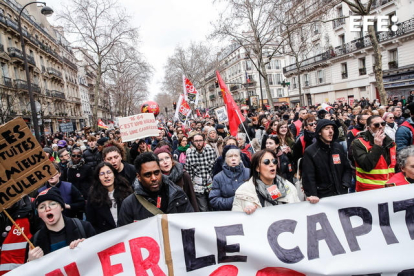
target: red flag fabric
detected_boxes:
[97,119,108,129]
[196,109,202,117]
[216,71,246,136]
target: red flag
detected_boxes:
[216,71,246,136]
[97,119,108,129]
[196,109,202,117]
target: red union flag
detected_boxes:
[174,94,192,123]
[183,75,199,105]
[216,71,245,136]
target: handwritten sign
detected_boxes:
[118,113,159,143]
[0,117,57,210]
[59,122,73,132]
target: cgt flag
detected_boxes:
[174,95,192,123]
[216,71,245,136]
[97,119,108,129]
[183,75,199,105]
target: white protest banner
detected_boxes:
[8,185,414,275]
[118,113,159,143]
[214,106,228,124]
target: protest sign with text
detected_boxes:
[118,113,159,143]
[8,185,414,275]
[0,117,57,209]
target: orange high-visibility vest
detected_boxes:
[355,138,396,192]
[0,218,32,275]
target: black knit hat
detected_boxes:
[97,137,109,146]
[35,187,65,209]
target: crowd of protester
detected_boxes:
[1,93,414,272]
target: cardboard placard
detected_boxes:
[0,117,57,210]
[118,113,159,143]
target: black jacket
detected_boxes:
[82,148,102,171]
[86,198,124,234]
[302,119,352,198]
[118,175,194,226]
[119,162,137,187]
[31,216,95,256]
[65,161,93,199]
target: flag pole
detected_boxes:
[234,110,255,153]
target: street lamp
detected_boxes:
[18,2,54,142]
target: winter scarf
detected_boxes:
[255,177,287,207]
[67,159,85,170]
[178,144,190,152]
[166,162,184,183]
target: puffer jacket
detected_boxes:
[117,175,194,226]
[302,119,352,198]
[232,176,300,212]
[82,147,102,171]
[395,117,414,151]
[209,163,250,211]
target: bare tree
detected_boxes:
[58,0,139,130]
[341,0,387,105]
[211,0,287,108]
[0,88,18,124]
[161,42,215,110]
[106,45,153,117]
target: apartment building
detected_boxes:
[283,0,414,106]
[199,43,288,110]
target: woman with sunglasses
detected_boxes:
[86,162,133,234]
[263,135,294,183]
[383,112,398,141]
[232,149,300,214]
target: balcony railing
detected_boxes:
[8,47,23,60]
[333,18,346,29]
[283,18,414,74]
[342,72,348,79]
[45,89,52,97]
[0,43,4,53]
[388,61,398,69]
[47,67,63,78]
[359,68,367,75]
[63,56,78,70]
[210,94,216,100]
[15,79,28,90]
[371,0,394,9]
[31,83,41,93]
[52,90,65,99]
[5,18,19,32]
[27,55,36,66]
[3,77,12,88]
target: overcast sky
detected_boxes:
[44,0,223,100]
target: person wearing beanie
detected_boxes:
[154,146,199,212]
[28,187,95,262]
[302,119,352,203]
[215,124,227,139]
[396,102,414,151]
[43,147,55,162]
[36,162,85,219]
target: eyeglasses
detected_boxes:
[99,170,113,177]
[38,201,59,212]
[308,122,316,127]
[60,153,70,158]
[72,154,82,158]
[262,159,277,165]
[372,122,386,128]
[159,156,171,163]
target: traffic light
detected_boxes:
[280,80,290,88]
[215,81,219,88]
[173,102,177,109]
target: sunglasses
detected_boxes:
[308,122,316,126]
[72,154,82,158]
[262,158,277,165]
[388,117,394,119]
[372,122,386,128]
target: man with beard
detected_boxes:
[185,134,217,211]
[102,141,137,187]
[352,115,397,192]
[290,108,308,138]
[82,136,102,171]
[302,119,352,203]
[64,148,93,203]
[118,152,193,226]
